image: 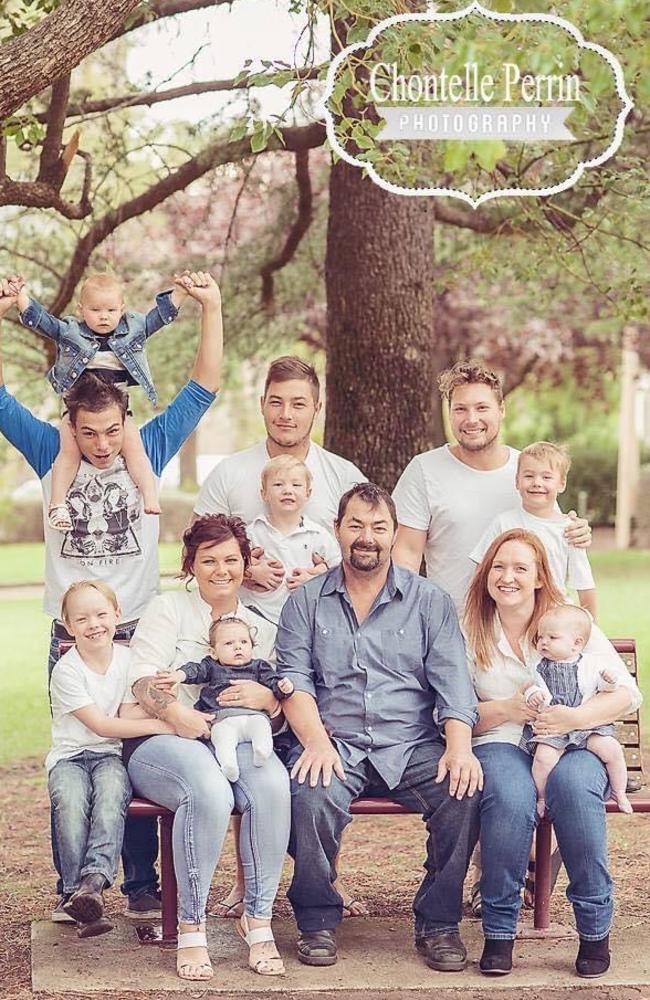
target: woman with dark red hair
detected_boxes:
[120,515,289,982]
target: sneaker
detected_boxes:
[124,890,162,920]
[52,897,75,924]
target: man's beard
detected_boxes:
[266,416,316,451]
[458,428,499,453]
[349,545,381,571]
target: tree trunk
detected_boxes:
[179,431,198,492]
[324,162,444,491]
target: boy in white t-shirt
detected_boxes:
[245,455,341,624]
[47,581,173,937]
[470,442,597,617]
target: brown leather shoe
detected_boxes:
[63,874,106,924]
[416,931,467,971]
[297,929,338,966]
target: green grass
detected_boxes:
[0,551,647,765]
[0,542,182,585]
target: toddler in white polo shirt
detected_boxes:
[245,455,340,623]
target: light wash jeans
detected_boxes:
[476,742,613,941]
[127,736,290,923]
[48,751,132,896]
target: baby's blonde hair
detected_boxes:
[537,604,592,644]
[261,454,312,490]
[517,441,571,480]
[61,580,119,624]
[79,272,124,302]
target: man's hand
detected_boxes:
[436,748,483,799]
[564,510,592,549]
[165,702,214,739]
[244,548,285,592]
[183,271,221,307]
[532,704,579,737]
[218,679,277,713]
[290,737,345,788]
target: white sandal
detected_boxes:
[237,914,285,976]
[48,503,72,532]
[176,929,213,981]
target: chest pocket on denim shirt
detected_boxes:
[380,627,426,688]
[312,624,353,688]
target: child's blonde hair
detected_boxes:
[537,604,592,645]
[517,441,571,480]
[261,454,312,490]
[79,272,124,302]
[208,615,256,650]
[61,580,119,624]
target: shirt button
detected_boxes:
[367,725,373,732]
[321,628,329,635]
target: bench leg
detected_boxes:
[533,818,552,930]
[159,813,178,947]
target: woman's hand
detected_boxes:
[532,704,580,737]
[506,685,540,724]
[218,679,277,713]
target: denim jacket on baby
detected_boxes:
[20,291,178,405]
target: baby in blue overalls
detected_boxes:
[525,604,632,817]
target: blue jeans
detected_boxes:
[287,740,481,937]
[48,621,159,900]
[474,743,537,940]
[48,751,132,896]
[476,742,613,941]
[128,736,290,923]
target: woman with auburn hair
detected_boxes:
[119,515,290,982]
[464,529,641,979]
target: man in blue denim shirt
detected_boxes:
[278,483,483,973]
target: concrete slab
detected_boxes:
[31,916,650,994]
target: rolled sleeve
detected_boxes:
[425,591,479,728]
[276,589,317,698]
[155,290,179,324]
[20,298,64,340]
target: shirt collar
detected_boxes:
[494,615,537,667]
[321,560,404,600]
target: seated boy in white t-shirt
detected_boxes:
[244,454,341,624]
[470,441,597,617]
[47,580,173,938]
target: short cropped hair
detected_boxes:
[517,441,571,480]
[180,514,252,580]
[79,272,124,302]
[537,604,592,644]
[335,482,398,531]
[61,579,119,624]
[437,360,504,405]
[208,615,256,650]
[261,454,313,490]
[64,372,128,426]
[263,356,320,402]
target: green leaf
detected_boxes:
[443,142,470,172]
[229,121,249,142]
[250,131,268,153]
[474,140,507,172]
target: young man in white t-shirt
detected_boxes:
[470,441,597,616]
[194,355,364,594]
[246,454,341,624]
[392,361,591,613]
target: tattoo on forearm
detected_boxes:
[132,677,176,719]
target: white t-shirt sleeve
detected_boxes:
[567,545,596,591]
[50,660,95,715]
[392,457,431,531]
[469,515,506,565]
[194,460,230,515]
[126,594,181,700]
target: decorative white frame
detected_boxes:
[321,1,634,207]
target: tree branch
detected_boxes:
[0,176,92,218]
[37,74,72,184]
[117,0,234,38]
[260,149,313,313]
[51,65,323,120]
[0,0,142,121]
[49,122,325,314]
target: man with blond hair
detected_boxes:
[392,361,590,613]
